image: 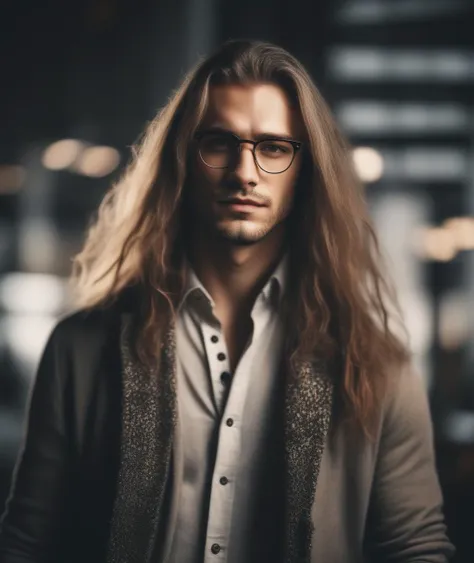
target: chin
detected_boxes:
[215,222,273,245]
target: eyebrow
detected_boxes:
[200,125,298,142]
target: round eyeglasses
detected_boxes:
[194,131,302,175]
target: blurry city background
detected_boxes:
[1,0,473,560]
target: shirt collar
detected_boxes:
[178,267,215,313]
[259,252,288,308]
[178,252,289,313]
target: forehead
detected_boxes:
[201,82,303,138]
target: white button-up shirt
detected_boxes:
[167,256,288,563]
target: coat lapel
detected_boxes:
[106,314,177,563]
[284,357,334,563]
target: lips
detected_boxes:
[219,199,266,207]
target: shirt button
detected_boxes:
[220,371,231,384]
[211,335,219,343]
[220,476,229,485]
[211,543,221,554]
[217,352,226,361]
[226,418,234,427]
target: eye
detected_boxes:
[258,141,292,156]
[201,134,233,152]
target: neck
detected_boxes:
[186,226,286,318]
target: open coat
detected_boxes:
[0,304,455,563]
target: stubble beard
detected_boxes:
[212,203,292,247]
[216,221,272,246]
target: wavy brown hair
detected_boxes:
[71,39,409,438]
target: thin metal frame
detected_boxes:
[194,130,303,174]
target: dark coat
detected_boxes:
[0,304,454,563]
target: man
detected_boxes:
[0,40,454,563]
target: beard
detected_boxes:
[216,230,270,246]
[214,216,279,246]
[211,199,293,246]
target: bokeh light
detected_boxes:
[352,146,384,182]
[73,145,120,178]
[41,139,85,171]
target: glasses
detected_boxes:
[194,130,302,174]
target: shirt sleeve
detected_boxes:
[364,365,456,562]
[0,325,71,563]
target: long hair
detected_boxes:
[71,39,409,438]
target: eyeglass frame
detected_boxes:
[193,130,303,175]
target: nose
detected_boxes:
[231,143,259,186]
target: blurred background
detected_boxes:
[0,0,473,560]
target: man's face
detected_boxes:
[186,83,304,246]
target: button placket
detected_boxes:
[205,537,226,562]
[204,415,240,562]
[202,291,275,563]
[201,322,230,414]
[202,313,266,562]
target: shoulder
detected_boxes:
[384,362,429,415]
[44,302,124,370]
[50,306,117,346]
[50,286,138,346]
[380,362,434,448]
[30,304,125,409]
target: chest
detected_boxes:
[176,303,285,417]
[220,315,253,373]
